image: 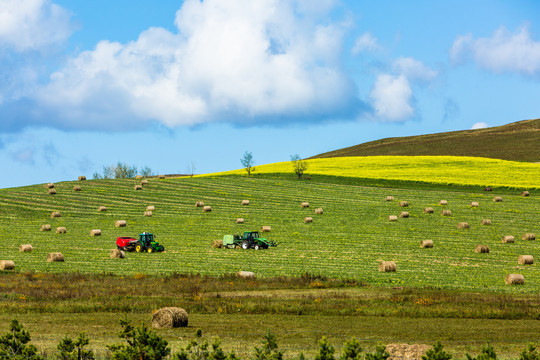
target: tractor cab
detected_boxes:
[244,231,260,241]
[139,232,154,246]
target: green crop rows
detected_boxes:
[0,175,538,293]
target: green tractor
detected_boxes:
[135,232,164,253]
[223,231,277,250]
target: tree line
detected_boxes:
[241,152,309,179]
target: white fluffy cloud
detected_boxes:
[36,0,359,129]
[392,57,438,83]
[450,25,540,75]
[370,74,413,121]
[471,122,488,129]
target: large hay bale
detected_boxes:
[502,235,515,243]
[474,245,490,253]
[202,206,212,212]
[379,261,396,272]
[134,185,143,190]
[212,240,223,249]
[399,211,409,218]
[56,227,67,234]
[386,344,431,360]
[115,220,127,228]
[47,252,64,262]
[457,222,469,229]
[521,191,530,197]
[399,201,409,207]
[522,233,536,240]
[300,202,310,208]
[152,307,188,328]
[481,219,492,225]
[47,183,55,188]
[110,249,125,259]
[78,176,86,181]
[441,209,452,216]
[90,229,101,236]
[141,179,149,185]
[0,260,15,270]
[146,205,155,211]
[73,186,82,192]
[493,196,503,202]
[388,215,398,222]
[241,200,250,205]
[505,274,524,285]
[518,255,534,265]
[423,207,434,214]
[48,188,57,195]
[439,200,448,205]
[144,211,152,217]
[51,211,61,218]
[386,196,394,201]
[40,224,51,231]
[261,226,271,232]
[314,208,323,215]
[420,240,433,248]
[98,206,107,212]
[158,175,166,179]
[237,271,255,279]
[304,217,313,223]
[484,186,492,192]
[470,201,479,207]
[236,218,245,224]
[19,244,33,252]
[195,201,204,207]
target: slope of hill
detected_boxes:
[310,119,540,162]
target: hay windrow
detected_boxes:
[439,200,448,205]
[399,201,409,207]
[90,229,101,236]
[518,255,534,265]
[55,227,67,234]
[78,176,86,181]
[51,211,61,218]
[386,196,394,201]
[481,219,492,225]
[420,240,433,248]
[40,224,51,232]
[470,201,479,207]
[134,185,143,190]
[314,208,323,214]
[300,202,310,208]
[115,220,127,228]
[457,222,470,229]
[47,252,64,262]
[261,226,271,232]
[73,186,82,192]
[505,274,524,285]
[502,235,515,243]
[98,206,107,212]
[304,217,313,223]
[144,211,153,217]
[48,189,56,195]
[521,191,530,197]
[441,209,452,216]
[237,271,255,279]
[110,249,125,259]
[0,260,15,270]
[195,201,204,207]
[522,233,535,240]
[202,206,212,212]
[152,307,188,328]
[212,240,223,249]
[388,215,398,222]
[19,244,32,252]
[236,218,244,224]
[241,200,250,205]
[474,245,490,253]
[379,261,396,272]
[399,211,409,218]
[493,196,503,202]
[423,207,434,214]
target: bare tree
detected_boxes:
[291,154,308,179]
[241,151,256,176]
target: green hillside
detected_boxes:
[311,118,540,162]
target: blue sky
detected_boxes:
[1,0,539,189]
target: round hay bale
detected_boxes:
[237,271,255,279]
[470,201,479,207]
[300,202,310,208]
[236,218,244,224]
[399,211,409,218]
[505,274,524,285]
[73,186,82,192]
[47,252,64,262]
[98,206,107,211]
[518,255,534,265]
[420,240,433,248]
[314,208,323,215]
[134,185,143,190]
[521,191,530,197]
[40,224,51,232]
[152,307,188,328]
[388,215,398,222]
[110,249,125,259]
[146,205,155,211]
[379,261,396,272]
[386,196,394,201]
[141,179,149,185]
[51,211,61,218]
[502,235,515,243]
[522,233,536,240]
[474,245,490,253]
[441,209,452,216]
[195,201,204,207]
[90,229,101,236]
[115,220,127,228]
[304,217,313,223]
[56,227,66,234]
[135,175,143,179]
[158,175,166,179]
[481,219,492,225]
[202,206,212,212]
[439,200,448,205]
[46,183,55,188]
[144,211,153,217]
[212,240,223,249]
[19,244,33,252]
[261,226,271,232]
[48,188,57,195]
[423,207,434,214]
[0,260,15,270]
[484,186,492,192]
[78,176,86,181]
[493,196,503,202]
[241,200,250,205]
[457,222,469,229]
[399,201,409,207]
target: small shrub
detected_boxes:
[340,337,363,360]
[365,345,390,360]
[252,331,284,360]
[0,319,42,360]
[422,342,452,360]
[56,332,94,360]
[315,337,335,360]
[519,345,540,360]
[107,320,170,360]
[466,342,497,360]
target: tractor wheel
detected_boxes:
[241,240,250,250]
[147,247,153,253]
[254,244,260,250]
[158,245,164,252]
[135,245,142,253]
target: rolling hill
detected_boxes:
[310,119,540,162]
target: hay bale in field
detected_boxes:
[90,229,101,236]
[457,222,469,229]
[48,188,57,195]
[399,211,409,218]
[521,191,530,197]
[202,206,212,212]
[423,207,434,214]
[441,209,452,216]
[314,208,323,215]
[47,183,55,188]
[505,274,524,285]
[470,201,479,207]
[439,200,448,205]
[73,186,82,192]
[481,219,492,225]
[493,196,503,202]
[78,176,86,181]
[241,200,250,205]
[0,260,15,270]
[236,218,244,224]
[386,343,431,360]
[518,255,534,265]
[304,217,313,223]
[261,226,271,232]
[386,196,394,201]
[195,201,204,207]
[47,252,64,262]
[474,245,490,253]
[51,211,61,218]
[237,271,255,279]
[135,175,143,179]
[134,185,143,190]
[388,215,398,222]
[300,202,310,208]
[98,206,107,212]
[420,240,433,248]
[144,211,152,217]
[399,201,409,207]
[56,227,66,234]
[502,235,515,243]
[40,224,51,231]
[152,307,188,328]
[158,175,166,179]
[146,205,155,211]
[484,186,492,192]
[522,233,535,240]
[19,244,32,252]
[212,240,223,249]
[379,261,396,272]
[110,249,125,259]
[115,220,127,228]
[141,179,148,185]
